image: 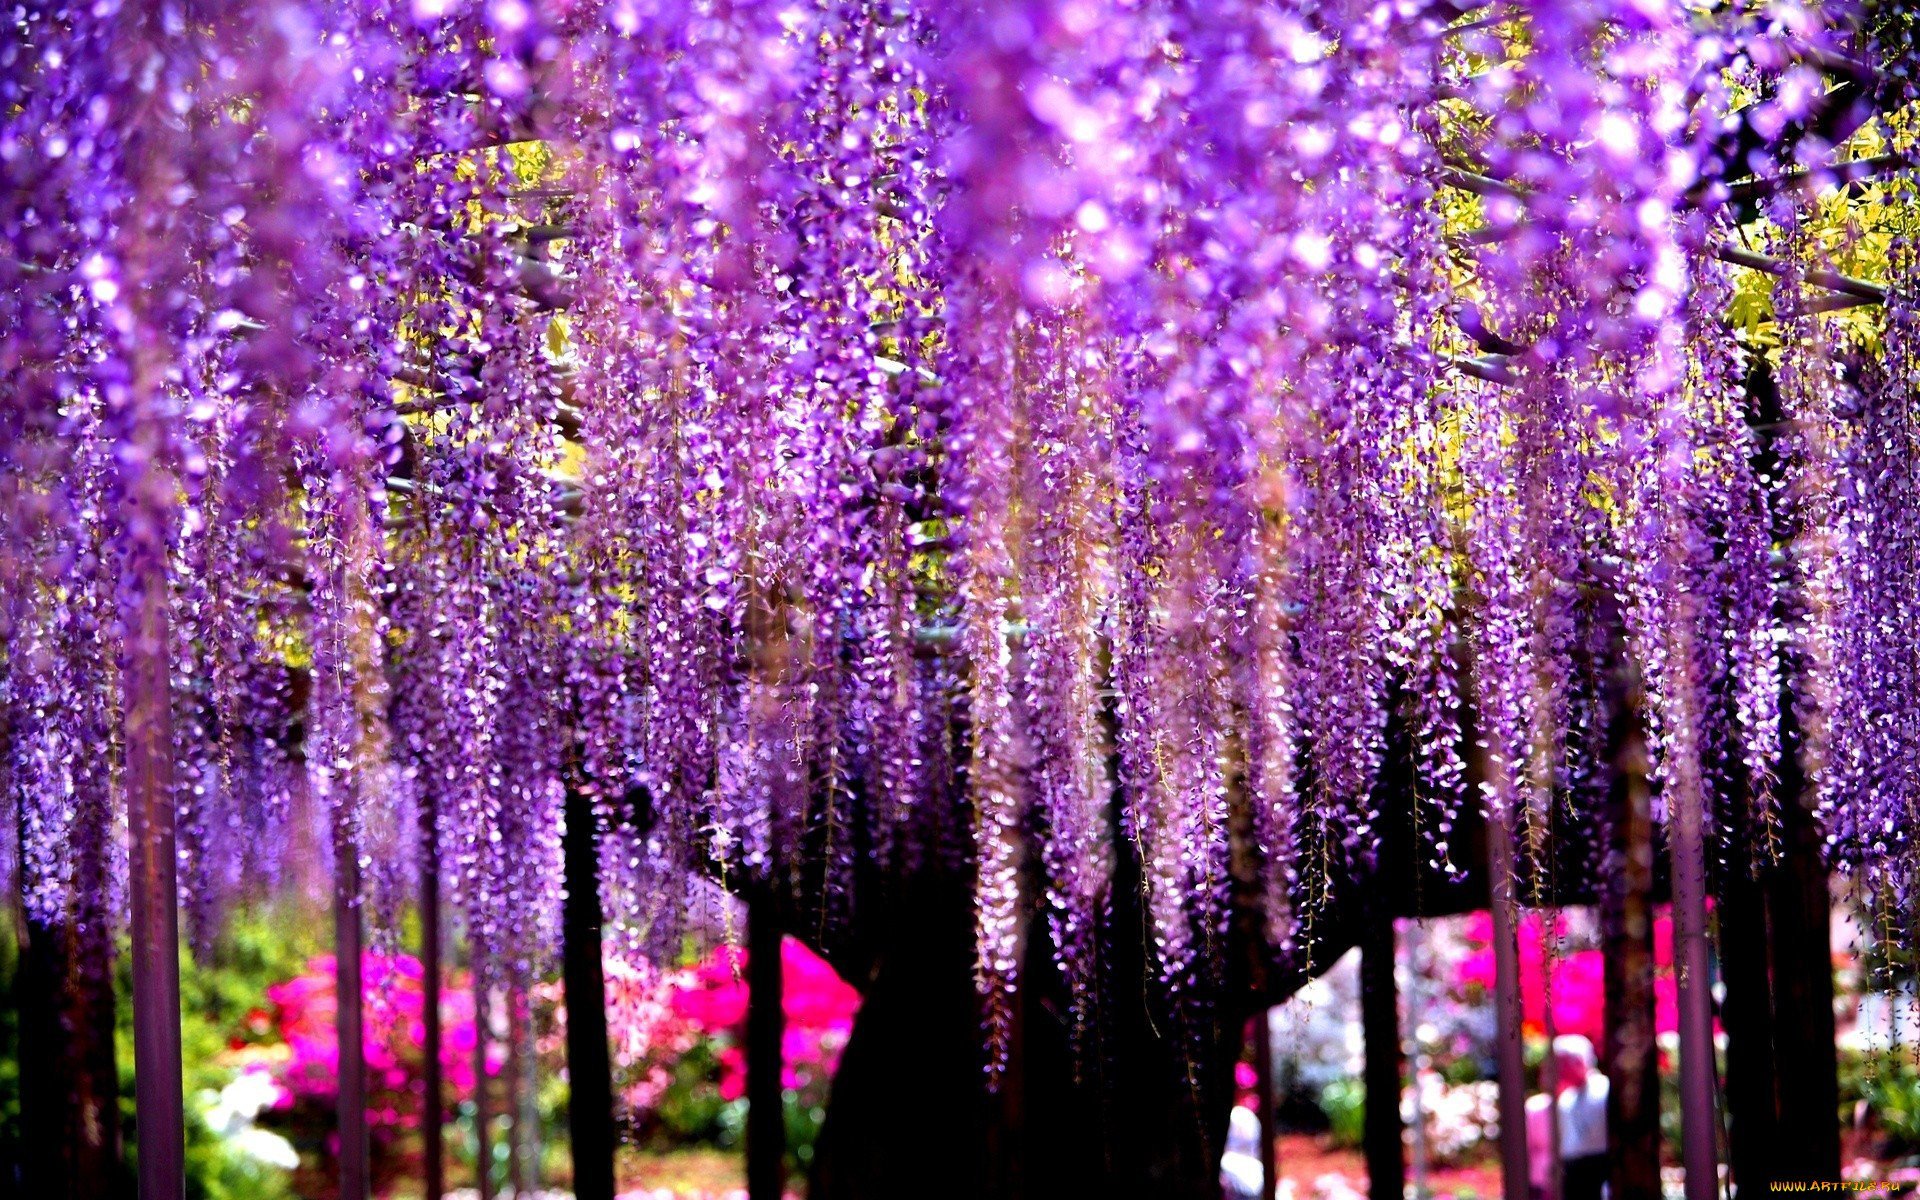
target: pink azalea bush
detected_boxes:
[667,940,859,1103]
[254,936,859,1186]
[268,953,498,1110]
[262,953,497,1194]
[598,936,860,1168]
[597,952,702,1115]
[1450,909,1680,1047]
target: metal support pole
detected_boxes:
[335,822,369,1200]
[1255,1007,1278,1200]
[1406,938,1430,1200]
[504,983,524,1194]
[512,979,540,1197]
[1541,934,1562,1200]
[1671,775,1720,1200]
[1487,806,1530,1200]
[422,795,446,1200]
[1361,915,1405,1200]
[126,559,184,1200]
[474,953,494,1200]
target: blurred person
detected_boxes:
[1221,1102,1265,1199]
[1525,1035,1610,1200]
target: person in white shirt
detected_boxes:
[1220,1103,1265,1199]
[1524,1035,1610,1200]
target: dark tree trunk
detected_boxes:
[747,895,786,1200]
[1602,697,1661,1200]
[800,686,1481,1200]
[807,874,990,1200]
[16,902,122,1200]
[561,785,617,1200]
[1361,915,1405,1200]
[1750,360,1840,1182]
[12,711,122,1200]
[1766,731,1839,1181]
[806,820,1367,1200]
[1719,831,1778,1194]
[1720,760,1840,1194]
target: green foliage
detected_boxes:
[786,1092,828,1173]
[0,904,314,1199]
[1840,1050,1920,1155]
[118,905,320,1200]
[639,1038,834,1182]
[653,1041,735,1145]
[1320,1076,1368,1150]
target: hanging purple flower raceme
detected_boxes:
[943,265,1031,1079]
[3,0,370,931]
[1012,290,1117,1039]
[1675,248,1785,870]
[1808,242,1920,916]
[560,0,788,953]
[1444,0,1803,896]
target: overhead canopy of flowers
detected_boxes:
[5,0,1920,1078]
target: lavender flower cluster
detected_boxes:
[2,0,1913,1068]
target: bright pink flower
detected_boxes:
[716,1045,747,1101]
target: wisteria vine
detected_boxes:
[5,0,1920,1082]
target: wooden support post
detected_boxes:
[1361,915,1405,1200]
[1487,807,1531,1200]
[335,823,369,1200]
[422,796,446,1200]
[1254,1007,1278,1200]
[1671,775,1721,1200]
[125,557,185,1200]
[1541,943,1563,1200]
[1406,938,1431,1200]
[561,785,617,1200]
[747,896,786,1200]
